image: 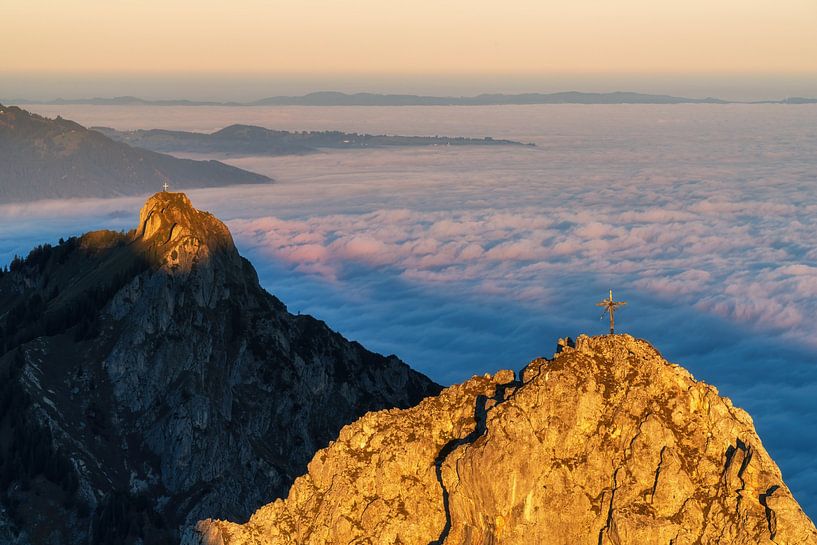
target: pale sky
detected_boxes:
[3,0,817,99]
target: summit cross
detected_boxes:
[596,289,627,334]
[162,181,169,192]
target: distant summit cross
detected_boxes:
[162,181,169,192]
[597,290,626,334]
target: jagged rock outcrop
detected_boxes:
[0,192,440,544]
[191,335,817,545]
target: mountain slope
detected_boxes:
[190,335,817,545]
[0,192,440,544]
[0,105,270,203]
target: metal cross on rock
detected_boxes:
[597,290,626,334]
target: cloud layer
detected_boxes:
[2,103,816,516]
[227,198,817,343]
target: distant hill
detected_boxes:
[782,97,817,104]
[93,124,532,156]
[251,90,729,106]
[48,96,241,106]
[7,90,767,107]
[0,105,270,203]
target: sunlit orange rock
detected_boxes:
[189,335,817,545]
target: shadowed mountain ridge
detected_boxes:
[0,192,440,544]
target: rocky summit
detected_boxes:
[0,192,440,545]
[190,335,817,545]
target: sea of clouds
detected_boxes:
[5,103,817,516]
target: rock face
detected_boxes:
[192,335,817,545]
[0,104,270,203]
[0,192,440,544]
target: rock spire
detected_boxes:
[134,191,239,272]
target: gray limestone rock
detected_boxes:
[0,192,440,544]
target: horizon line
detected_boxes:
[3,89,816,107]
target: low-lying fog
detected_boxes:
[5,103,817,516]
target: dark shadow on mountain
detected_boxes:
[0,192,441,545]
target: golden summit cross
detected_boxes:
[597,289,626,334]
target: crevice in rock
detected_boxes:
[426,374,522,545]
[597,468,622,545]
[759,485,780,543]
[519,358,546,387]
[596,412,651,545]
[626,412,652,455]
[649,446,667,503]
[140,211,153,239]
[166,223,178,244]
[724,438,753,513]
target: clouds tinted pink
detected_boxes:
[228,194,817,340]
[6,104,817,342]
[2,104,817,514]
